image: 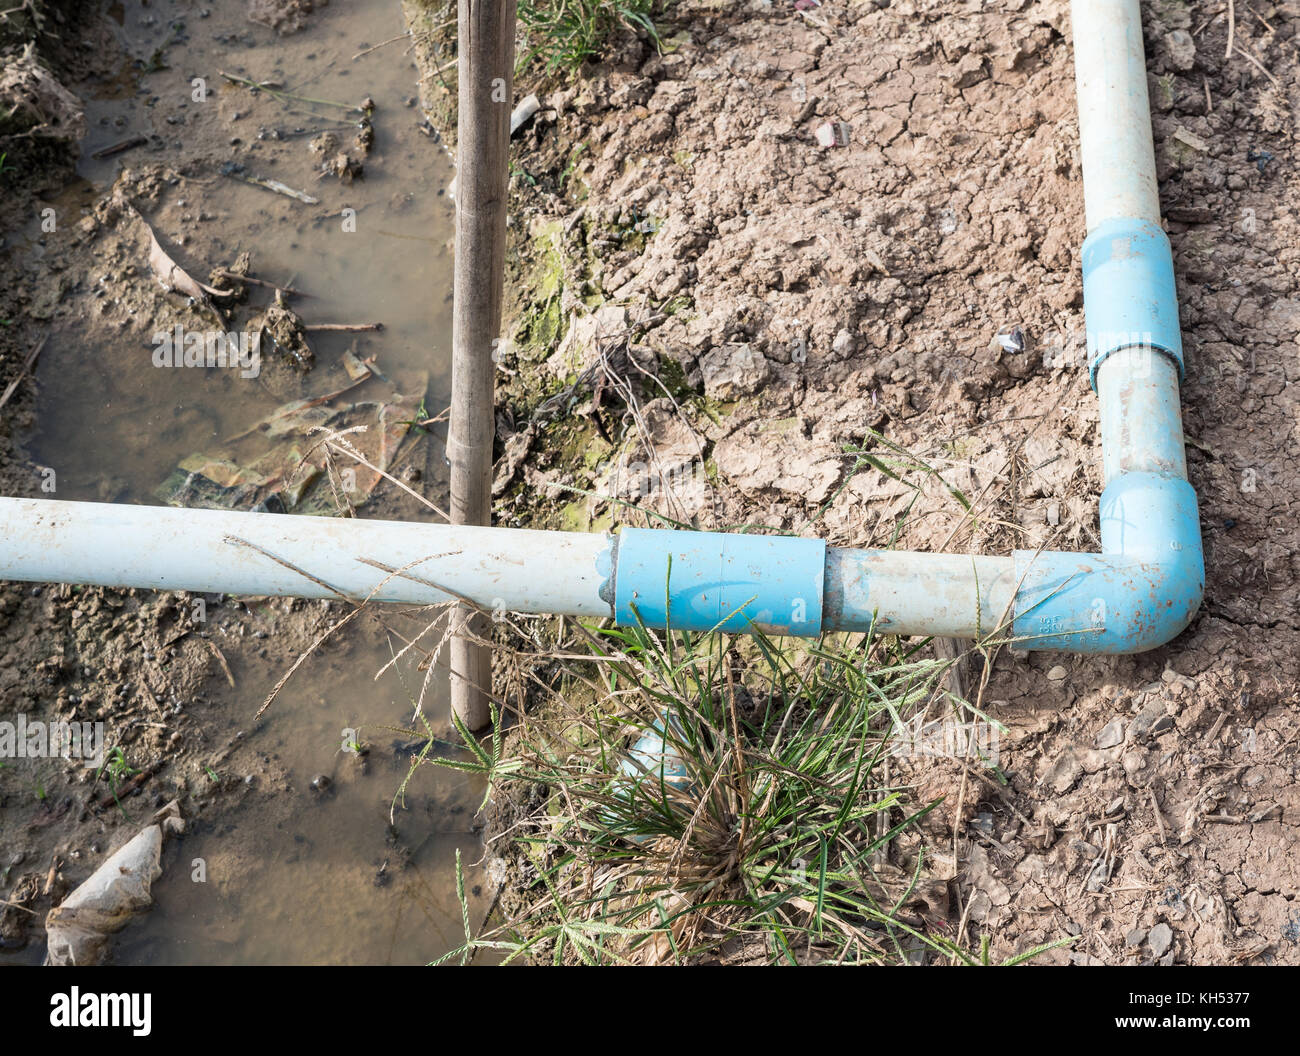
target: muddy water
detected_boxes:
[23,0,491,964]
[118,615,492,966]
[32,0,456,503]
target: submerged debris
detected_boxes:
[133,203,235,312]
[256,291,315,369]
[155,370,427,515]
[310,130,364,183]
[247,0,326,36]
[220,160,320,204]
[91,134,149,160]
[208,250,254,302]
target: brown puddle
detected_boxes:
[18,0,489,964]
[117,616,492,966]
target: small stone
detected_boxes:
[1150,714,1176,737]
[1126,927,1147,947]
[1165,30,1196,71]
[310,774,331,793]
[699,343,770,399]
[1173,126,1209,153]
[1046,665,1068,682]
[996,326,1025,354]
[1129,702,1166,740]
[1122,748,1149,780]
[1148,922,1174,958]
[1046,501,1061,526]
[1096,718,1125,749]
[1043,749,1084,794]
[950,52,988,89]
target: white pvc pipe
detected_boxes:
[1072,0,1162,229]
[0,498,612,615]
[1097,348,1187,484]
[825,550,1017,637]
[0,2,1203,654]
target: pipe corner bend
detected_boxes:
[1013,472,1204,653]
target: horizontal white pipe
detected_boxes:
[0,498,612,615]
[1072,0,1162,229]
[825,550,1017,638]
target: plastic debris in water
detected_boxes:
[815,120,850,148]
[997,326,1026,354]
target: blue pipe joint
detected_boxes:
[1012,473,1203,653]
[614,528,826,635]
[1082,217,1184,390]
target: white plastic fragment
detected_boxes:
[815,120,850,148]
[510,94,540,137]
[44,801,184,966]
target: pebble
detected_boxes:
[1149,714,1176,737]
[1148,922,1174,958]
[1046,665,1068,682]
[1165,30,1196,71]
[1095,718,1125,749]
[1129,702,1166,740]
[310,774,331,793]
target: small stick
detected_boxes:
[221,166,320,204]
[303,322,385,332]
[1232,44,1282,89]
[352,30,411,61]
[1225,0,1235,60]
[0,333,47,411]
[211,269,312,297]
[218,70,365,112]
[204,638,236,688]
[1149,788,1168,845]
[96,759,165,809]
[92,134,148,160]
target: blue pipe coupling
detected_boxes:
[614,527,826,634]
[1082,217,1184,390]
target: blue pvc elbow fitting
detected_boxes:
[1013,473,1204,654]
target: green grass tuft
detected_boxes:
[517,0,661,75]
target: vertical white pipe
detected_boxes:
[1071,0,1162,229]
[1096,348,1187,484]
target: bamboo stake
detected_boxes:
[448,0,517,730]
